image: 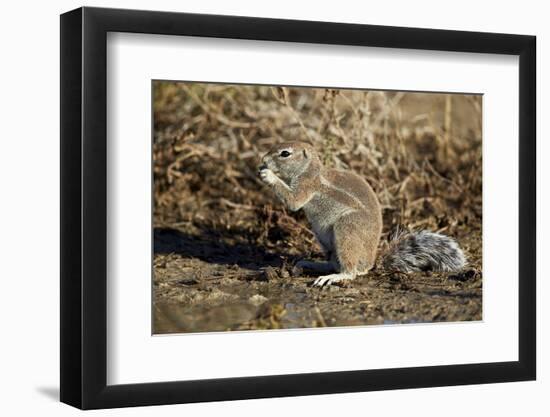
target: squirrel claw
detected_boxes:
[312,276,332,287]
[312,273,353,287]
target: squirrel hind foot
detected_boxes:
[312,272,355,287]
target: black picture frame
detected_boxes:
[60,6,536,410]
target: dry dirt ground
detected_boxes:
[152,82,482,334]
[153,227,481,333]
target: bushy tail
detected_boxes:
[381,230,466,273]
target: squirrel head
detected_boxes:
[259,142,320,182]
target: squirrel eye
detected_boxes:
[280,150,291,158]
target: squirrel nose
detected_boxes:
[259,155,269,170]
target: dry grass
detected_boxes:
[153,82,481,257]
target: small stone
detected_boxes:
[261,266,279,281]
[291,265,304,277]
[249,294,268,306]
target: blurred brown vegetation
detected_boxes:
[153,81,482,263]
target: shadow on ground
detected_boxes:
[154,227,293,271]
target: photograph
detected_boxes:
[152,81,483,334]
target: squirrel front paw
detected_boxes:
[259,168,277,185]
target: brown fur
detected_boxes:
[259,142,382,286]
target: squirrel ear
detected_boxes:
[302,149,308,159]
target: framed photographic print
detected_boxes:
[60,6,536,409]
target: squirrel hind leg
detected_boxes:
[312,213,370,287]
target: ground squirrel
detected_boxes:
[259,141,466,287]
